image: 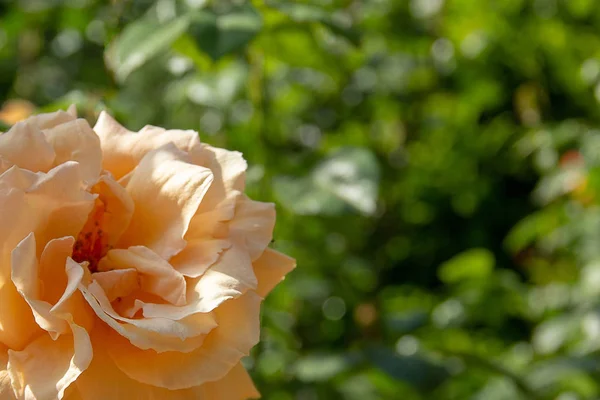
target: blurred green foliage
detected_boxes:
[5,0,600,398]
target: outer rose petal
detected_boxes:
[191,145,247,212]
[117,144,214,260]
[107,291,262,390]
[229,196,276,261]
[0,348,16,400]
[253,248,296,298]
[70,342,204,400]
[67,357,258,400]
[0,121,55,172]
[186,192,238,239]
[201,362,260,400]
[43,119,102,184]
[188,242,258,312]
[170,238,231,278]
[93,111,201,180]
[28,107,77,131]
[0,260,40,350]
[7,323,92,400]
[0,157,13,175]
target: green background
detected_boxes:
[3,0,600,398]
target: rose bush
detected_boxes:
[0,107,295,399]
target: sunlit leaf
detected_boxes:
[504,207,565,253]
[438,248,495,284]
[183,61,248,108]
[270,2,361,45]
[293,352,361,382]
[189,4,262,60]
[274,147,380,215]
[105,15,190,82]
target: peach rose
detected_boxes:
[0,107,295,399]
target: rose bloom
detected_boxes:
[0,107,295,399]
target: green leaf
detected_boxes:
[385,311,429,334]
[293,353,361,382]
[273,175,348,216]
[271,3,328,22]
[274,147,380,216]
[504,207,564,253]
[178,61,248,108]
[270,2,361,45]
[105,15,190,82]
[189,4,262,60]
[438,248,495,284]
[367,347,451,391]
[532,314,581,355]
[527,356,600,394]
[171,34,212,71]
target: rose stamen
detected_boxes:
[72,198,110,272]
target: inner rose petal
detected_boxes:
[92,269,140,303]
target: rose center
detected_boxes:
[72,198,110,272]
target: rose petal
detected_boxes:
[117,144,214,259]
[0,156,14,175]
[7,322,92,400]
[229,195,276,260]
[28,107,77,131]
[170,239,231,278]
[117,244,248,320]
[253,248,296,297]
[193,242,258,304]
[8,245,92,400]
[191,145,247,213]
[0,348,15,400]
[70,356,257,400]
[107,291,262,390]
[90,174,134,247]
[0,121,55,172]
[39,237,76,304]
[11,234,70,338]
[99,246,186,306]
[0,273,40,350]
[201,362,260,400]
[79,263,216,353]
[161,242,258,320]
[92,269,140,302]
[94,112,201,180]
[43,119,102,184]
[50,258,95,334]
[0,163,93,349]
[186,192,238,239]
[24,162,97,255]
[72,341,204,400]
[116,241,255,323]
